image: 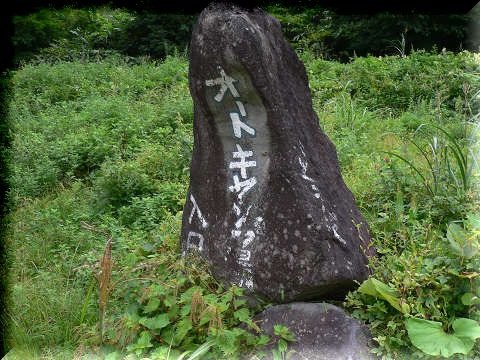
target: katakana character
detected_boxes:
[229,112,255,138]
[205,66,239,102]
[229,144,256,179]
[189,194,208,229]
[229,175,257,200]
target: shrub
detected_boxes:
[13,7,135,65]
[107,12,196,60]
[306,50,478,114]
[346,213,480,358]
[267,5,469,61]
[101,213,269,359]
[9,55,190,201]
[92,160,160,212]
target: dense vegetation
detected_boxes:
[6,5,480,360]
[12,6,472,65]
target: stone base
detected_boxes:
[248,302,375,360]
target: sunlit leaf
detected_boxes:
[467,213,480,232]
[139,313,170,330]
[233,308,250,322]
[174,318,192,344]
[143,297,160,313]
[459,272,480,279]
[447,223,479,259]
[405,318,480,357]
[274,324,295,342]
[452,318,480,340]
[461,293,480,306]
[358,278,403,312]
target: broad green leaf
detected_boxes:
[400,302,411,314]
[104,351,121,360]
[179,286,200,304]
[274,324,295,342]
[143,297,160,313]
[234,308,250,322]
[405,318,480,357]
[232,327,247,337]
[467,213,480,232]
[163,295,176,308]
[203,293,219,305]
[256,334,270,346]
[127,331,153,355]
[139,313,170,330]
[234,298,247,308]
[461,293,480,306]
[167,303,180,319]
[357,278,402,312]
[452,318,480,340]
[216,301,229,313]
[278,338,288,353]
[234,308,260,331]
[180,303,191,317]
[447,223,466,256]
[230,285,244,296]
[150,346,181,360]
[447,223,478,259]
[174,318,192,344]
[136,331,152,347]
[215,329,238,355]
[220,291,233,304]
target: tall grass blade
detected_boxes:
[384,151,434,196]
[79,275,96,325]
[186,340,215,360]
[408,138,437,194]
[98,237,113,344]
[431,124,468,174]
[445,147,461,190]
[448,144,468,191]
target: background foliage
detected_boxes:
[267,5,470,60]
[11,5,473,65]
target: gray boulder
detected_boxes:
[249,302,375,360]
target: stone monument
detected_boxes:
[181,2,374,304]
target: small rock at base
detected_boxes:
[247,302,376,360]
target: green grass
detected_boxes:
[6,49,480,359]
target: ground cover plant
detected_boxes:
[5,7,480,360]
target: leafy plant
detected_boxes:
[348,212,480,358]
[272,324,296,360]
[99,234,268,359]
[357,278,409,314]
[385,123,477,198]
[447,213,480,259]
[405,317,480,357]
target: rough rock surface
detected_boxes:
[181,2,374,303]
[249,302,375,360]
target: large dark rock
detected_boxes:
[181,2,374,303]
[249,302,375,360]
